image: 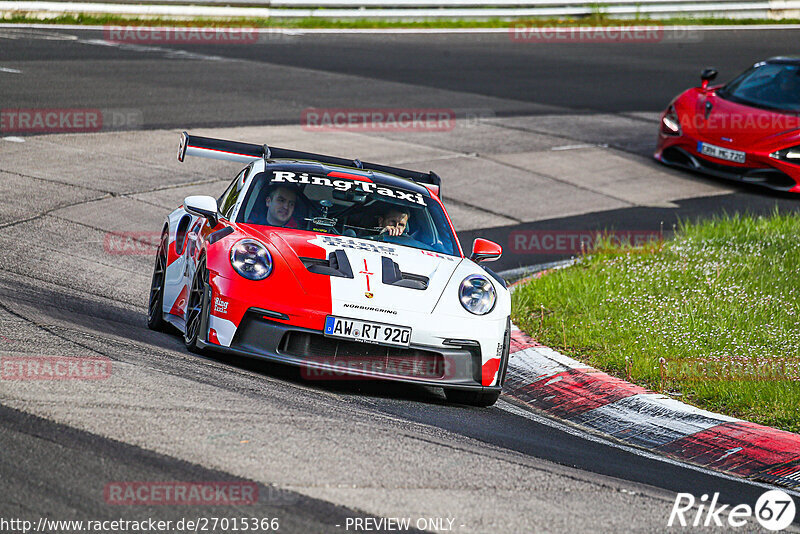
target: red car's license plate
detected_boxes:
[698,142,746,164]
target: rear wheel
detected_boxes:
[184,258,209,353]
[445,389,500,407]
[147,231,168,331]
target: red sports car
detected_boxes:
[655,57,800,193]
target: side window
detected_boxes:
[218,167,247,220]
[175,215,191,255]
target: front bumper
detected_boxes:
[200,308,505,392]
[655,136,800,193]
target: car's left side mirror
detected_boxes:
[470,238,502,263]
[700,68,718,91]
[184,195,219,228]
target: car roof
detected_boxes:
[765,56,800,66]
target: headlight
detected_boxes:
[459,275,496,315]
[770,146,800,163]
[661,105,681,136]
[230,239,272,280]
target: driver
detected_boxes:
[778,72,800,100]
[265,185,299,228]
[377,207,410,237]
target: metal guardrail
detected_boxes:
[269,0,786,6]
[3,0,800,17]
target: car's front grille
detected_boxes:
[279,331,445,379]
[662,146,798,190]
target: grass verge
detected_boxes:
[512,211,800,433]
[6,14,800,28]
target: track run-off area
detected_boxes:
[1,25,800,532]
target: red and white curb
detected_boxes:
[503,325,800,490]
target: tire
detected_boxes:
[444,389,501,407]
[147,231,168,332]
[498,316,512,385]
[184,257,209,354]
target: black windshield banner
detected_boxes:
[269,171,426,206]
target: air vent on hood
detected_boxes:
[381,257,429,290]
[300,249,354,278]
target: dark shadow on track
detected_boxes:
[0,403,426,533]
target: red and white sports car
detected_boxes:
[655,57,800,193]
[148,133,511,406]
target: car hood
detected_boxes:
[678,88,800,149]
[244,226,465,314]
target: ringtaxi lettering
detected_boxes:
[270,171,427,206]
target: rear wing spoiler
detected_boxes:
[177,131,442,193]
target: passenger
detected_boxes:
[377,207,410,237]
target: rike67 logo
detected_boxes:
[669,490,796,531]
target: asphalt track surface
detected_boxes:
[1,26,800,532]
[2,26,800,123]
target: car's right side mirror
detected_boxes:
[470,238,502,263]
[700,68,718,90]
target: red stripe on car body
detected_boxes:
[169,285,188,318]
[327,171,373,182]
[482,357,501,386]
[429,193,464,257]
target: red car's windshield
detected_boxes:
[237,170,461,257]
[719,62,800,113]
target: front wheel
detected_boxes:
[445,389,500,407]
[184,258,209,353]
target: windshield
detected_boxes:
[237,169,461,257]
[718,62,800,112]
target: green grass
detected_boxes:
[512,211,800,433]
[6,13,800,28]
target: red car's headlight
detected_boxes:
[770,146,800,164]
[661,106,682,136]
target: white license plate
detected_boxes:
[698,142,746,164]
[324,316,411,347]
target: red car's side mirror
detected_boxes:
[700,68,718,91]
[470,238,502,263]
